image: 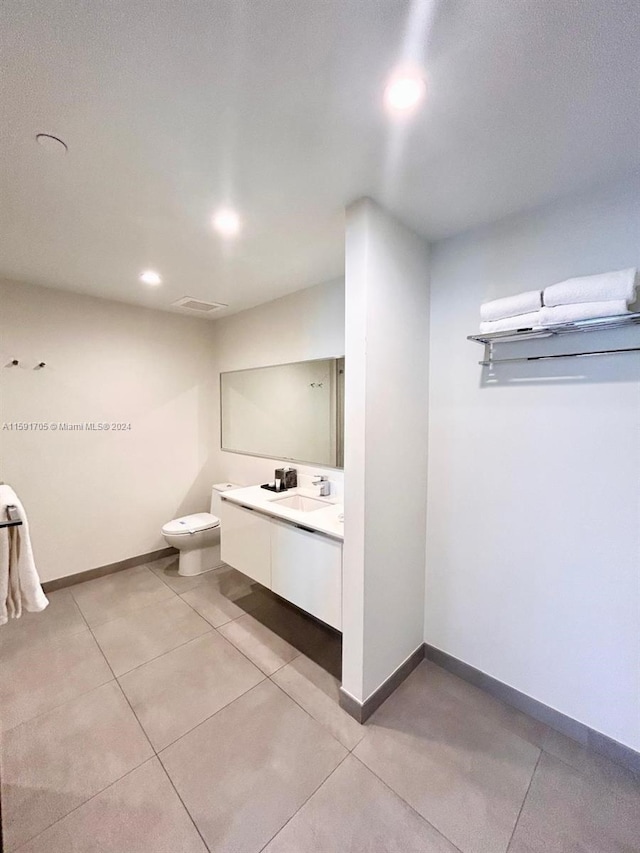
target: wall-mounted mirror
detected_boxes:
[221,357,345,468]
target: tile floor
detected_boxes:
[1,555,638,852]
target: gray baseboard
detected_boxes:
[42,547,177,593]
[425,643,640,775]
[339,644,425,724]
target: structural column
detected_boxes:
[341,198,431,719]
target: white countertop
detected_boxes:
[221,484,344,541]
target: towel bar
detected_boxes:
[468,311,640,365]
[0,506,23,529]
[478,346,640,366]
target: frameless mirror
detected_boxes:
[221,357,345,468]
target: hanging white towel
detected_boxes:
[0,485,48,624]
[539,300,630,327]
[480,290,542,322]
[479,311,542,334]
[543,268,637,307]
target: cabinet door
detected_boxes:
[220,501,271,587]
[271,522,342,630]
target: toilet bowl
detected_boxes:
[162,483,238,577]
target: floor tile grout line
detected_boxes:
[348,751,466,853]
[155,674,268,754]
[74,581,272,757]
[6,574,337,730]
[66,565,180,628]
[0,672,115,737]
[267,677,352,748]
[67,562,163,599]
[148,560,226,594]
[77,587,188,631]
[174,567,331,651]
[69,587,178,630]
[538,744,640,795]
[505,749,542,853]
[10,576,636,852]
[428,661,640,791]
[0,618,90,657]
[155,757,213,853]
[149,574,209,596]
[152,560,261,599]
[178,590,349,741]
[256,750,352,853]
[178,599,266,631]
[265,650,303,677]
[43,561,257,640]
[6,580,156,850]
[2,575,116,741]
[81,565,640,797]
[10,755,161,853]
[175,587,250,631]
[73,591,159,760]
[117,605,338,751]
[7,568,346,849]
[72,589,117,678]
[109,626,215,680]
[267,669,366,753]
[74,591,179,630]
[174,567,274,629]
[215,596,339,670]
[66,584,92,620]
[215,621,304,678]
[204,612,301,683]
[112,678,158,755]
[0,586,88,651]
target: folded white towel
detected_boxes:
[539,300,630,327]
[543,268,637,307]
[0,485,48,624]
[479,311,542,334]
[480,290,542,322]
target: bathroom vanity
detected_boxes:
[220,486,343,630]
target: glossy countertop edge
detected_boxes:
[221,485,345,542]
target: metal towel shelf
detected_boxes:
[468,312,640,366]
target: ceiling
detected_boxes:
[1,0,639,316]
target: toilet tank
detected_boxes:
[211,483,240,516]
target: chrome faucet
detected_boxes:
[313,475,331,497]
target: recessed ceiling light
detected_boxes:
[212,208,242,238]
[139,270,162,285]
[36,133,68,154]
[384,70,426,115]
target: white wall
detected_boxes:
[426,174,640,750]
[211,278,345,493]
[0,280,218,582]
[343,199,430,702]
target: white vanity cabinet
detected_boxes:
[270,521,342,630]
[220,501,271,587]
[220,499,343,631]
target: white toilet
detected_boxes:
[161,483,238,577]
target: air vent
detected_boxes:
[171,296,227,313]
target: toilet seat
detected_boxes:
[161,512,220,536]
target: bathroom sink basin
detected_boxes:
[270,494,332,512]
